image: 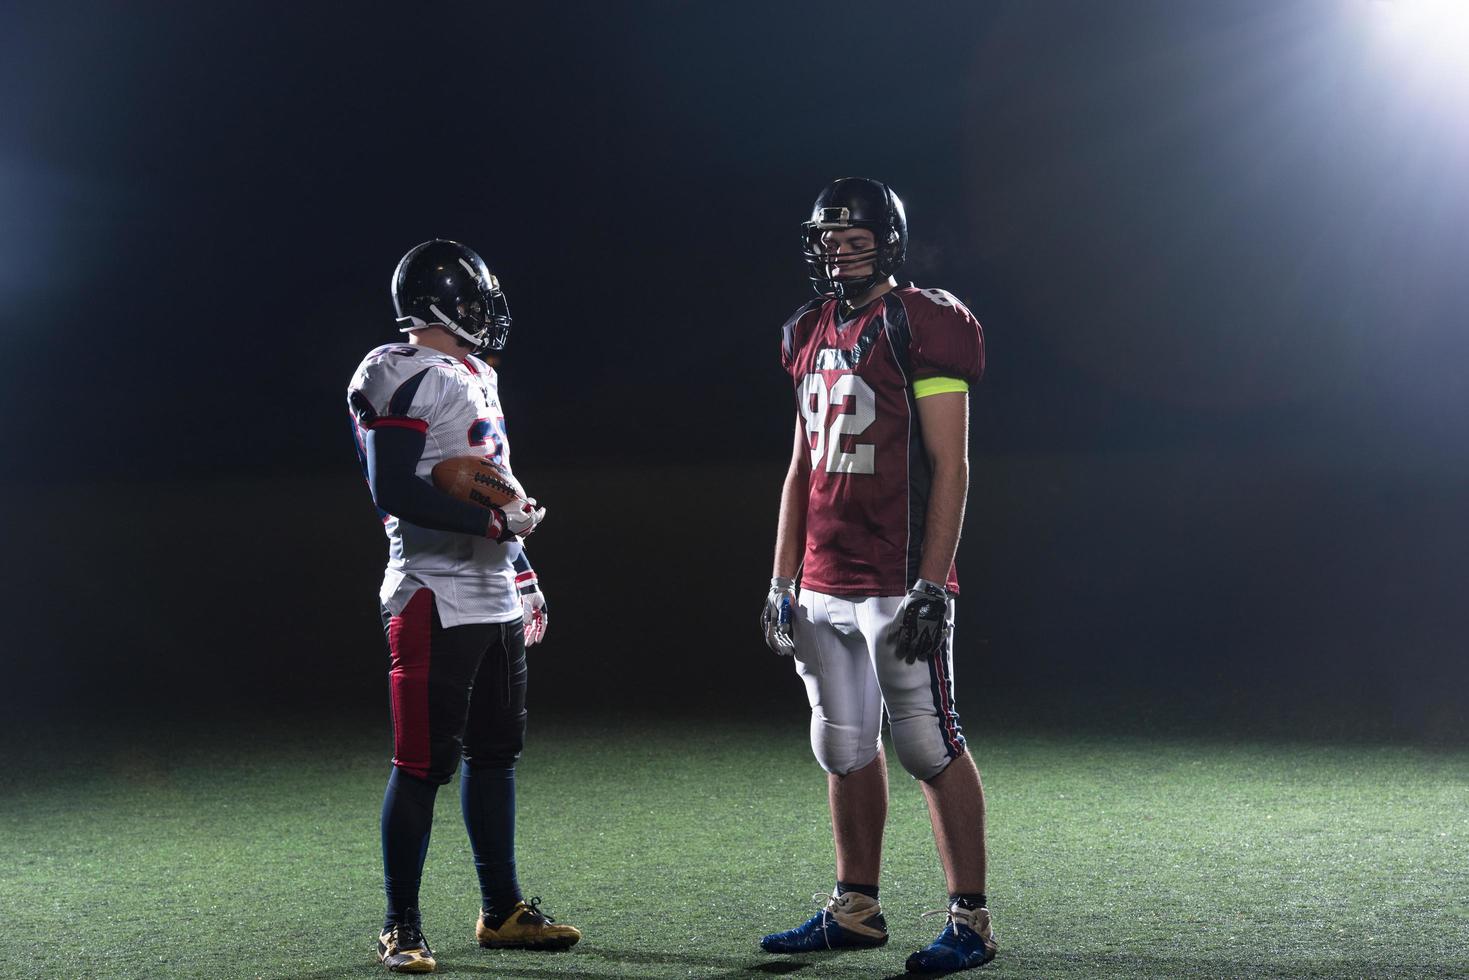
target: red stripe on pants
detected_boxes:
[387,588,434,779]
[930,650,964,758]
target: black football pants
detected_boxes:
[380,587,527,783]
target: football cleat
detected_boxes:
[760,890,889,953]
[905,902,998,973]
[475,897,581,950]
[377,920,437,973]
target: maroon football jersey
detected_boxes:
[781,285,985,598]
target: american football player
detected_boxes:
[759,179,998,973]
[347,239,579,973]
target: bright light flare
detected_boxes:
[1370,0,1469,88]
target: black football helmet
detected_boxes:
[802,177,908,302]
[391,239,512,353]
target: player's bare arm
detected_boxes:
[773,415,811,579]
[894,387,968,666]
[914,389,969,584]
[763,417,811,656]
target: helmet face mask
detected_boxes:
[802,178,908,302]
[392,240,513,353]
[815,227,881,290]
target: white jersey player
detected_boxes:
[348,239,578,974]
[349,341,524,625]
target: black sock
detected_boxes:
[461,761,522,927]
[950,892,988,911]
[381,768,439,928]
[836,880,879,900]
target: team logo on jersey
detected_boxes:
[816,311,887,371]
[816,348,857,371]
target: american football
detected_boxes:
[431,456,525,509]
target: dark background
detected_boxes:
[3,1,1466,739]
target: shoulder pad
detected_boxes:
[350,345,453,421]
[904,285,975,315]
[780,297,824,332]
[462,354,497,380]
[781,297,824,359]
[366,342,422,360]
[904,286,969,314]
[893,286,984,384]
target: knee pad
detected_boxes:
[419,733,466,785]
[463,708,527,769]
[809,713,881,776]
[889,713,965,781]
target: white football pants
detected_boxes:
[793,589,966,781]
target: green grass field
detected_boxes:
[2,714,1466,979]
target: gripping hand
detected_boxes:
[895,578,952,664]
[497,497,546,539]
[761,577,798,656]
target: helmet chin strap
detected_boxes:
[829,271,886,305]
[833,275,877,297]
[428,304,485,350]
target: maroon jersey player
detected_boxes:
[782,282,983,596]
[759,178,998,973]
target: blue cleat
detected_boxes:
[905,902,998,973]
[760,890,889,953]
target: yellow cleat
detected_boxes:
[377,921,437,973]
[475,897,582,950]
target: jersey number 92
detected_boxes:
[801,372,876,475]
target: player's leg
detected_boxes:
[920,754,987,896]
[830,748,888,888]
[461,619,580,950]
[761,589,889,954]
[865,596,996,973]
[459,619,527,927]
[798,590,888,878]
[379,588,495,973]
[865,595,984,887]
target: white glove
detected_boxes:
[761,576,797,656]
[516,569,548,646]
[501,496,546,537]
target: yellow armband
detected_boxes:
[912,376,969,399]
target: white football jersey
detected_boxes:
[348,343,520,626]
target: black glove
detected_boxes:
[895,578,952,664]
